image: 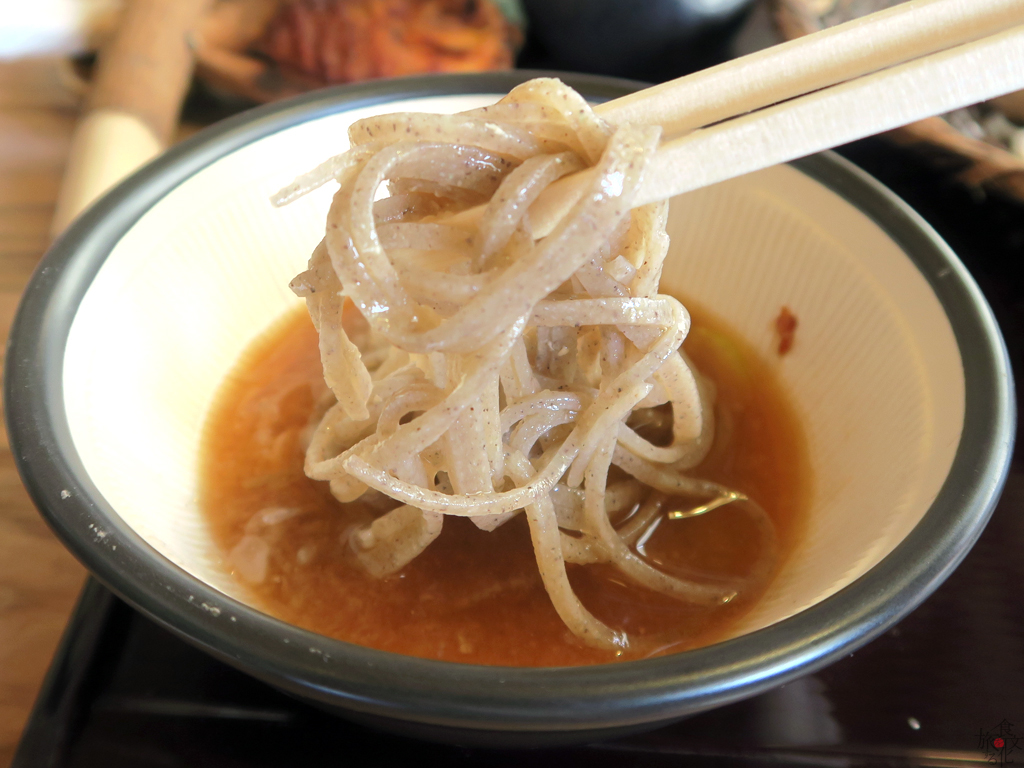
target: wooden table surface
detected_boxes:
[0,58,86,768]
[0,57,216,765]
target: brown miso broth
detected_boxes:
[200,302,809,666]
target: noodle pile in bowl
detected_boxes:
[275,78,776,651]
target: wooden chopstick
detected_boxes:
[510,24,1024,238]
[597,0,1024,140]
[636,23,1024,206]
[447,0,1024,237]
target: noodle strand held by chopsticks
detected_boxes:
[276,78,776,652]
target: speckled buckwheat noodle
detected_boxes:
[275,78,776,652]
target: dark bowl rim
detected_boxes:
[4,70,1015,733]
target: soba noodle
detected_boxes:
[275,78,776,651]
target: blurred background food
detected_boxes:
[195,0,524,103]
[4,0,1023,203]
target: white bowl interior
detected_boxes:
[63,93,965,639]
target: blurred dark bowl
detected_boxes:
[518,0,753,79]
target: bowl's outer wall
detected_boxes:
[4,71,1015,742]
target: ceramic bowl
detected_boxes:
[5,71,1013,746]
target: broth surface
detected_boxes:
[200,302,809,666]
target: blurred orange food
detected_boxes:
[262,0,516,84]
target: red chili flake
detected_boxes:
[775,306,798,356]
